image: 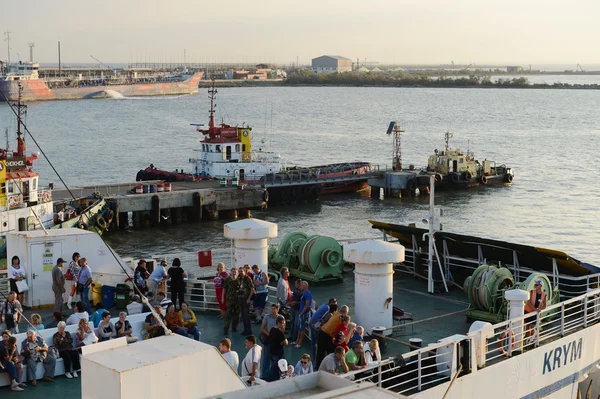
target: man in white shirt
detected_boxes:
[126,295,144,315]
[219,338,239,373]
[241,335,262,383]
[66,301,90,326]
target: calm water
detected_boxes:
[1,86,599,267]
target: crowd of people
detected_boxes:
[1,256,384,391]
[0,253,201,392]
[212,264,383,383]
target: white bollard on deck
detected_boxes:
[505,289,529,353]
[344,240,405,335]
[223,218,278,274]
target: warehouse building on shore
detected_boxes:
[311,55,352,73]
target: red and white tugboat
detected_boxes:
[136,81,372,202]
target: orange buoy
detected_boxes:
[164,183,172,192]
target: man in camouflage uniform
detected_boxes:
[238,266,255,335]
[223,267,241,335]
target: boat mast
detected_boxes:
[392,123,404,171]
[208,79,217,129]
[14,83,27,157]
[4,30,11,65]
[444,131,453,153]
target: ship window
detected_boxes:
[32,178,37,190]
[216,145,221,153]
[459,158,464,164]
[0,183,5,194]
[242,144,246,151]
[235,144,240,152]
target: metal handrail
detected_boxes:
[348,287,600,394]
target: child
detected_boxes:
[333,331,349,352]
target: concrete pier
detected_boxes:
[52,181,267,230]
[368,170,427,199]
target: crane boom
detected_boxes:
[90,55,112,71]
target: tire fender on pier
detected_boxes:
[192,192,202,221]
[151,195,160,226]
[480,176,488,185]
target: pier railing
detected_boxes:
[342,287,600,395]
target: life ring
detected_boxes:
[41,191,51,203]
[498,329,516,357]
[7,195,20,208]
[505,174,513,183]
[480,176,488,185]
[435,173,443,182]
[465,171,472,181]
[451,173,459,183]
[77,220,88,230]
[96,215,109,230]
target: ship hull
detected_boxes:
[0,72,203,101]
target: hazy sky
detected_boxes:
[1,0,598,65]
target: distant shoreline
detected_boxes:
[198,74,600,90]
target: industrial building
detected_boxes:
[311,55,352,73]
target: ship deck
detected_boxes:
[6,269,470,398]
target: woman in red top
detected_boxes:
[332,315,354,353]
[214,263,229,318]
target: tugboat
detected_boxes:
[136,81,372,201]
[137,81,282,183]
[420,131,514,188]
[0,84,110,268]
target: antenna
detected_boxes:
[4,31,11,64]
[207,79,217,129]
[13,83,27,156]
[444,130,453,153]
[386,121,405,171]
[28,42,35,63]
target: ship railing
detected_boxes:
[339,339,454,394]
[388,240,600,299]
[250,151,281,164]
[6,187,53,208]
[348,288,600,394]
[0,276,9,299]
[259,170,370,187]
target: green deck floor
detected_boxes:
[4,269,471,397]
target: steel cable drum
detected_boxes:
[299,235,344,273]
[271,232,308,264]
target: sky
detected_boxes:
[1,0,599,66]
